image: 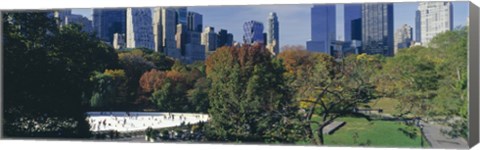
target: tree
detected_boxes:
[187,77,210,113]
[118,51,155,105]
[287,52,381,145]
[3,12,117,138]
[89,69,127,110]
[139,62,207,112]
[379,47,439,118]
[205,44,305,143]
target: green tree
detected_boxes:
[89,69,128,110]
[3,12,117,138]
[379,47,439,118]
[205,44,304,143]
[287,52,381,145]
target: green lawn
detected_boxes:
[311,116,429,148]
[364,98,400,115]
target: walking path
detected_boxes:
[421,121,468,149]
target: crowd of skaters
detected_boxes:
[86,112,209,133]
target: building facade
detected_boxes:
[153,8,180,57]
[202,26,217,56]
[113,33,126,50]
[243,20,265,45]
[93,9,126,45]
[344,4,362,42]
[418,2,453,45]
[152,8,163,52]
[217,29,234,48]
[64,14,93,33]
[183,29,205,63]
[126,8,154,50]
[187,12,203,32]
[267,12,280,55]
[361,3,394,56]
[415,10,421,42]
[174,7,188,27]
[394,24,413,54]
[307,4,336,54]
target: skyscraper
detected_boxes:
[187,12,203,32]
[418,2,453,45]
[93,9,126,45]
[267,12,280,55]
[126,8,154,50]
[202,26,217,55]
[415,10,421,42]
[174,7,188,27]
[113,33,126,50]
[175,23,188,55]
[243,20,264,45]
[162,8,177,51]
[152,8,163,52]
[361,3,394,56]
[184,30,205,63]
[307,4,336,54]
[217,29,234,47]
[351,18,362,41]
[394,24,413,54]
[64,14,93,33]
[153,8,180,57]
[344,4,362,42]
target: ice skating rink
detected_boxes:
[86,112,209,132]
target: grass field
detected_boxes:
[364,98,400,115]
[310,116,429,148]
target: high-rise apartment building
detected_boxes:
[361,3,394,56]
[126,8,154,50]
[175,24,188,55]
[267,12,280,55]
[152,8,180,57]
[174,7,188,27]
[202,26,218,56]
[418,2,453,45]
[307,4,336,54]
[93,9,126,45]
[217,29,234,48]
[394,24,413,54]
[187,12,203,32]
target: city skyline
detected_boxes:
[71,2,468,50]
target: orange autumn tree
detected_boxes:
[139,61,207,112]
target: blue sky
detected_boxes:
[72,2,469,48]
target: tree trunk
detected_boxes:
[317,125,325,145]
[304,123,316,145]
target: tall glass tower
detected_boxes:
[93,8,126,45]
[187,12,203,32]
[307,4,336,54]
[174,7,188,27]
[361,3,394,56]
[415,10,421,42]
[243,20,264,45]
[267,12,280,55]
[344,4,362,42]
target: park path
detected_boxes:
[421,122,468,149]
